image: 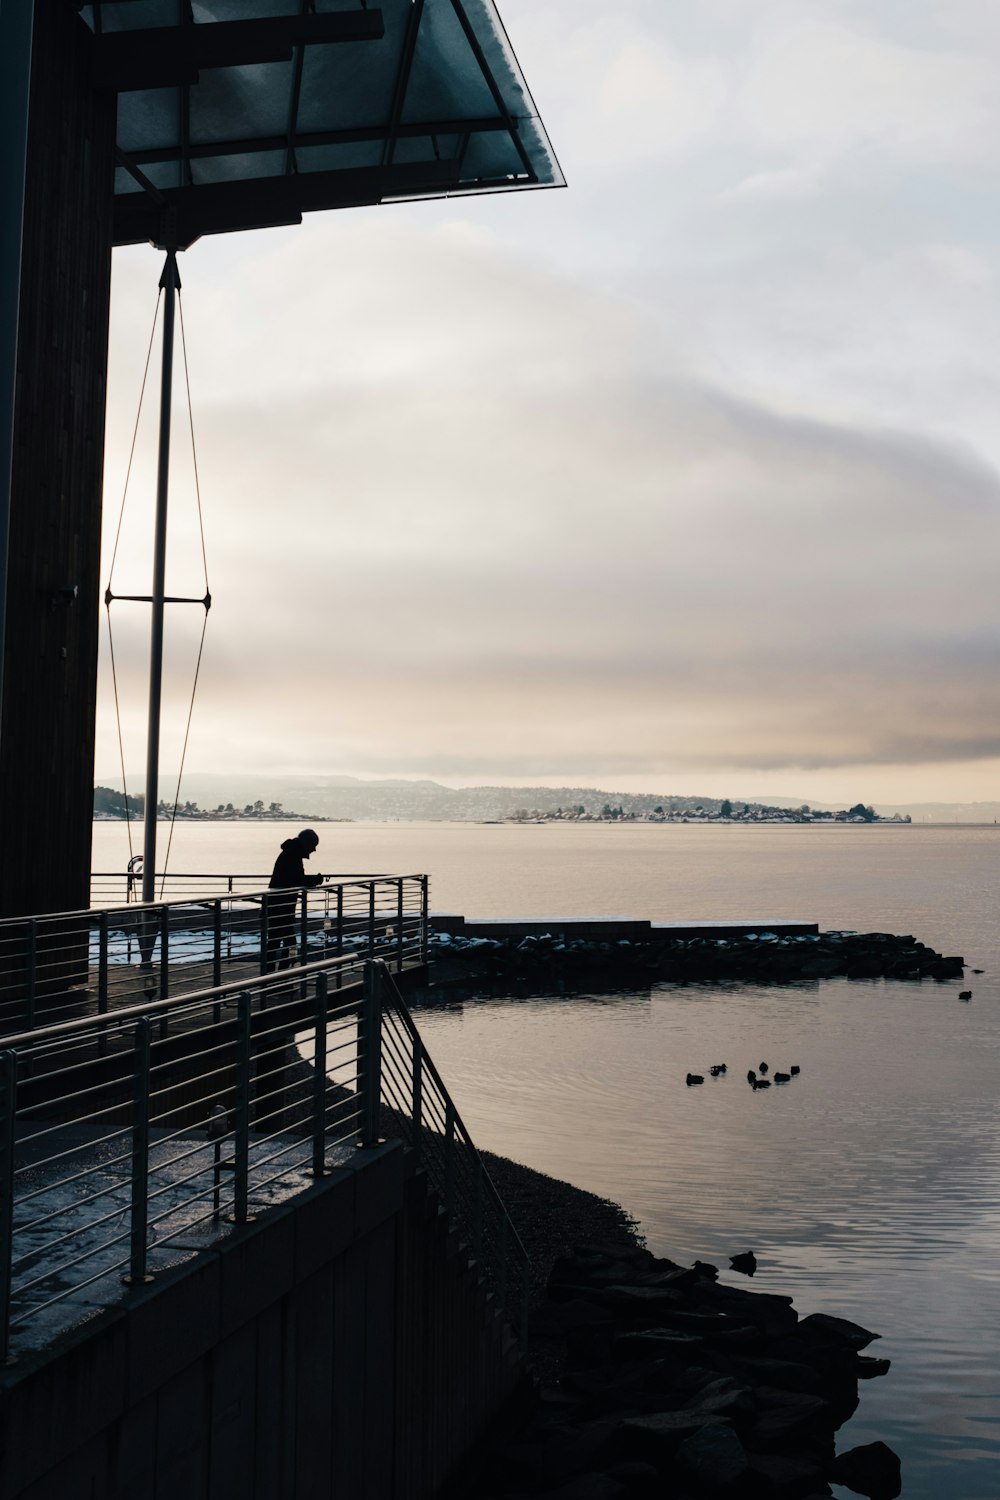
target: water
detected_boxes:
[94,818,1000,1495]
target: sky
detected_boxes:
[97,0,1000,808]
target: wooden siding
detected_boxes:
[0,0,116,918]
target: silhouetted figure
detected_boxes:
[265,828,323,970]
[730,1250,757,1276]
[759,1061,769,1074]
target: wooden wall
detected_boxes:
[0,0,116,917]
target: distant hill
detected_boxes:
[92,772,936,823]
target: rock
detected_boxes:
[798,1313,881,1350]
[700,1284,798,1336]
[533,1298,615,1334]
[601,1459,659,1495]
[595,1284,685,1314]
[746,1386,834,1448]
[830,1439,902,1498]
[619,1407,727,1456]
[537,1473,626,1500]
[731,1355,821,1393]
[746,1449,828,1497]
[856,1355,891,1379]
[675,1419,750,1492]
[684,1375,754,1421]
[613,1329,704,1358]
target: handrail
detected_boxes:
[0,872,430,1037]
[0,951,361,1051]
[0,953,528,1362]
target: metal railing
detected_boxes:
[377,965,530,1342]
[90,869,406,906]
[0,957,528,1362]
[0,875,430,1036]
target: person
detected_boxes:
[265,828,323,969]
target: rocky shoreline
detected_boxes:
[467,1154,901,1500]
[430,927,964,990]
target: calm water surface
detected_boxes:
[94,820,1000,1496]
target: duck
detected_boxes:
[789,1065,800,1075]
[709,1063,727,1077]
[959,990,972,1001]
[773,1071,791,1083]
[754,1078,771,1089]
[686,1072,704,1086]
[730,1250,757,1276]
[759,1062,769,1074]
[747,1069,757,1086]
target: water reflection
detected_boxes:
[412,977,1000,1499]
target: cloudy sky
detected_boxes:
[97,0,1000,806]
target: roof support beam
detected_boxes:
[113,159,460,248]
[94,10,385,92]
[126,115,510,167]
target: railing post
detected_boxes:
[411,1034,423,1163]
[336,887,344,988]
[420,875,429,963]
[259,895,269,977]
[98,913,109,1057]
[311,973,331,1176]
[24,919,35,1032]
[474,1156,484,1265]
[396,880,404,972]
[158,905,170,1022]
[444,1099,455,1214]
[212,899,222,995]
[124,1020,154,1285]
[229,991,255,1224]
[368,883,376,957]
[300,891,310,998]
[0,1050,17,1362]
[358,961,383,1149]
[498,1212,508,1314]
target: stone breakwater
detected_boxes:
[467,1240,902,1500]
[429,928,964,989]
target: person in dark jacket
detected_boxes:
[265,829,323,969]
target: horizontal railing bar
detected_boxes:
[0,952,364,1050]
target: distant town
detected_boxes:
[93,788,333,822]
[94,784,910,825]
[507,802,910,824]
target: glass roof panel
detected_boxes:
[87,0,562,245]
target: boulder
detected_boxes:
[745,1449,828,1498]
[829,1440,902,1499]
[798,1313,881,1351]
[675,1419,751,1492]
[619,1407,726,1458]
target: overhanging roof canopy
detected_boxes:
[79,0,564,249]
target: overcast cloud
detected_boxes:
[97,1,1000,804]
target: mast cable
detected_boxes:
[105,287,163,856]
[159,286,212,895]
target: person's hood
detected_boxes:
[280,839,298,852]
